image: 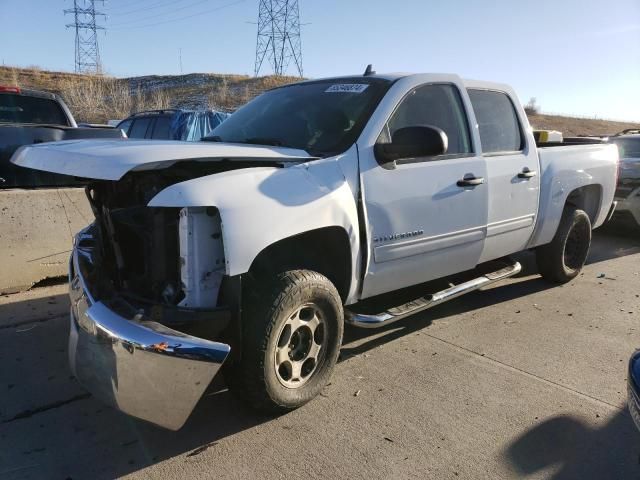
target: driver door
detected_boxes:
[358,82,489,299]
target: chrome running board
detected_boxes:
[345,261,522,328]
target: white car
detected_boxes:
[12,71,619,429]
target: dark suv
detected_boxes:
[116,109,229,142]
[609,130,640,226]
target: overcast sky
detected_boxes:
[1,0,639,121]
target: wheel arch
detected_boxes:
[529,182,604,248]
[249,226,353,301]
[565,184,602,224]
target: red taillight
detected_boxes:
[0,86,21,93]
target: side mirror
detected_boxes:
[374,125,448,166]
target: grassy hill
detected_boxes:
[526,113,638,137]
[1,66,638,136]
[0,66,297,123]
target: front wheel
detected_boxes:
[536,207,592,283]
[228,270,344,413]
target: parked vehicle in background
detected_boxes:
[610,131,640,226]
[77,122,117,129]
[12,71,619,430]
[0,85,124,188]
[629,350,640,431]
[116,109,229,141]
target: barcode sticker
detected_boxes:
[325,84,369,93]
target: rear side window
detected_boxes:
[384,83,472,156]
[0,93,69,125]
[128,118,152,139]
[151,115,172,139]
[468,90,523,153]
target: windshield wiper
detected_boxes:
[202,135,223,142]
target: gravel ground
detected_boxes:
[1,223,639,480]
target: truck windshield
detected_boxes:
[206,77,391,156]
[0,93,69,125]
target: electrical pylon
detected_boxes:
[254,0,303,77]
[64,0,106,74]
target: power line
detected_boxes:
[64,0,106,74]
[254,0,303,77]
[107,0,189,17]
[109,0,212,25]
[109,0,244,30]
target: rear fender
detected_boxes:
[529,144,617,247]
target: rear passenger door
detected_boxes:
[467,88,540,262]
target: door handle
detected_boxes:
[517,169,537,179]
[457,176,485,187]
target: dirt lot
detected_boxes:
[1,223,639,479]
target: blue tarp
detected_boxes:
[170,110,230,141]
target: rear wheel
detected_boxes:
[536,207,591,283]
[228,270,343,413]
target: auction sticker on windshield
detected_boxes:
[325,84,369,93]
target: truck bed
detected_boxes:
[529,143,618,248]
[535,137,608,148]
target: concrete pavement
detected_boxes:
[1,224,639,479]
[0,188,91,294]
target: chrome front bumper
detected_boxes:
[68,227,231,430]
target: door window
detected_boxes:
[468,90,523,154]
[128,117,152,139]
[382,83,472,156]
[151,115,172,139]
[116,119,132,136]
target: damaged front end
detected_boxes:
[68,169,241,430]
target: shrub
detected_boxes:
[524,97,539,115]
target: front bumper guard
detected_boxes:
[68,228,231,430]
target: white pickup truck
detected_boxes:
[12,71,618,430]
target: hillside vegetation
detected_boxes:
[526,113,638,137]
[1,66,638,136]
[0,66,296,123]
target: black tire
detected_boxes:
[228,270,343,413]
[536,207,592,284]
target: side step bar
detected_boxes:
[345,261,522,328]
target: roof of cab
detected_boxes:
[265,72,514,98]
[280,72,509,88]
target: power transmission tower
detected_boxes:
[64,0,106,74]
[254,0,303,77]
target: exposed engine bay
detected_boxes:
[82,160,276,332]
